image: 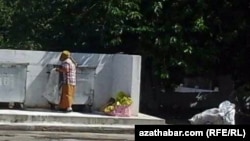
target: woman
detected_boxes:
[56,50,77,112]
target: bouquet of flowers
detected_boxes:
[103,91,133,117]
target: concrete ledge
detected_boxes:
[0,130,134,141]
[0,109,166,134]
[0,122,135,134]
[0,109,166,125]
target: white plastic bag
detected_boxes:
[219,101,236,125]
[189,100,235,125]
[189,108,224,124]
[43,68,61,104]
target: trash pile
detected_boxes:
[101,91,133,117]
[189,100,236,125]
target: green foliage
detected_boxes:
[235,84,250,113]
[0,0,248,89]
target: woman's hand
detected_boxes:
[55,67,67,73]
[55,68,60,72]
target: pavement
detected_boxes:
[0,122,135,134]
[0,108,166,134]
[0,130,134,141]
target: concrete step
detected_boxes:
[0,130,135,141]
[0,109,165,125]
[0,122,135,134]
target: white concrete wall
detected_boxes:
[0,49,141,115]
[111,55,141,116]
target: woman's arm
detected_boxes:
[56,63,69,73]
[56,67,67,73]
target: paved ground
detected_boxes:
[146,107,250,125]
[0,130,134,141]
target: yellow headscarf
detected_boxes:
[60,50,71,61]
[59,50,77,66]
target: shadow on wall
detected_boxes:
[25,66,50,108]
[74,54,98,67]
[25,52,59,108]
[28,52,114,110]
[38,51,60,65]
[72,53,115,110]
[92,55,114,110]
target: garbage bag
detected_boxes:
[189,100,235,125]
[219,100,236,125]
[43,68,61,104]
[189,108,224,124]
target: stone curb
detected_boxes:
[0,123,135,134]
